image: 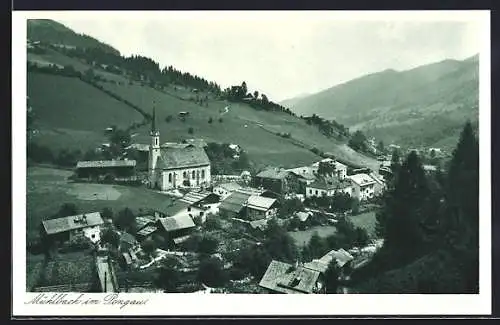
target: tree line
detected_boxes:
[350,121,479,293]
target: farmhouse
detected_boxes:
[254,168,301,194]
[303,248,354,274]
[347,173,376,201]
[305,177,352,198]
[245,195,278,221]
[180,190,220,206]
[148,108,211,191]
[41,212,104,243]
[218,191,252,219]
[75,160,137,181]
[369,172,386,196]
[259,260,323,294]
[311,159,348,180]
[157,214,197,247]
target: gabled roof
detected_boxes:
[296,211,311,222]
[259,260,321,294]
[42,212,104,235]
[159,214,196,232]
[135,216,156,231]
[136,225,158,237]
[219,191,252,213]
[246,195,277,211]
[348,173,376,187]
[256,168,290,180]
[157,146,210,170]
[180,191,215,205]
[163,200,192,217]
[286,167,317,181]
[303,248,354,273]
[120,232,137,245]
[76,160,136,169]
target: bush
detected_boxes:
[188,127,194,134]
[197,256,229,287]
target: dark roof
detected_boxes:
[219,191,252,213]
[42,212,104,235]
[180,191,215,205]
[259,260,321,294]
[76,160,136,168]
[120,232,137,245]
[159,214,196,232]
[163,200,192,217]
[157,146,210,170]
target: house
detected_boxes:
[212,182,243,200]
[311,159,348,180]
[180,190,220,206]
[347,173,376,201]
[254,168,298,194]
[286,166,317,194]
[369,172,386,196]
[306,177,352,198]
[148,108,211,191]
[119,232,138,252]
[245,195,278,221]
[157,214,197,247]
[75,160,137,181]
[259,260,323,294]
[218,191,253,219]
[41,212,104,243]
[303,248,354,274]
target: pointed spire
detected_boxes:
[151,103,156,133]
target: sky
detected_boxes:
[55,11,482,102]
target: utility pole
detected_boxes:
[104,271,107,292]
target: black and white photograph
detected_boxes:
[12,10,491,316]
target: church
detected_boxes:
[148,108,211,191]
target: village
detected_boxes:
[27,106,448,295]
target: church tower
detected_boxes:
[148,106,161,188]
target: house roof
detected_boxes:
[218,191,252,213]
[180,191,215,205]
[236,187,266,196]
[286,167,317,181]
[246,195,277,211]
[136,225,158,237]
[156,146,210,170]
[308,177,351,191]
[348,173,376,187]
[319,248,354,268]
[120,232,137,245]
[163,200,192,217]
[182,138,208,148]
[259,260,321,294]
[216,182,243,192]
[159,214,196,232]
[42,212,104,235]
[135,216,156,231]
[369,173,386,185]
[256,168,289,180]
[296,211,311,222]
[76,160,136,169]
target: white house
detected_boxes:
[347,173,376,201]
[41,212,104,244]
[305,177,352,198]
[148,108,211,191]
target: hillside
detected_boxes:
[283,55,479,150]
[27,19,120,55]
[26,22,379,171]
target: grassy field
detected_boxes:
[288,225,337,247]
[27,48,379,170]
[349,211,377,238]
[26,166,174,241]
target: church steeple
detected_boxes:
[151,105,157,135]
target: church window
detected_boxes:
[201,170,205,179]
[192,171,196,179]
[183,171,187,178]
[168,173,172,183]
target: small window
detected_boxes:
[201,170,205,179]
[91,234,95,239]
[315,190,318,195]
[168,173,172,183]
[183,171,187,178]
[192,171,196,179]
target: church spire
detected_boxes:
[151,104,157,134]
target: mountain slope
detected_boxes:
[26,21,379,171]
[27,19,120,55]
[285,56,479,150]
